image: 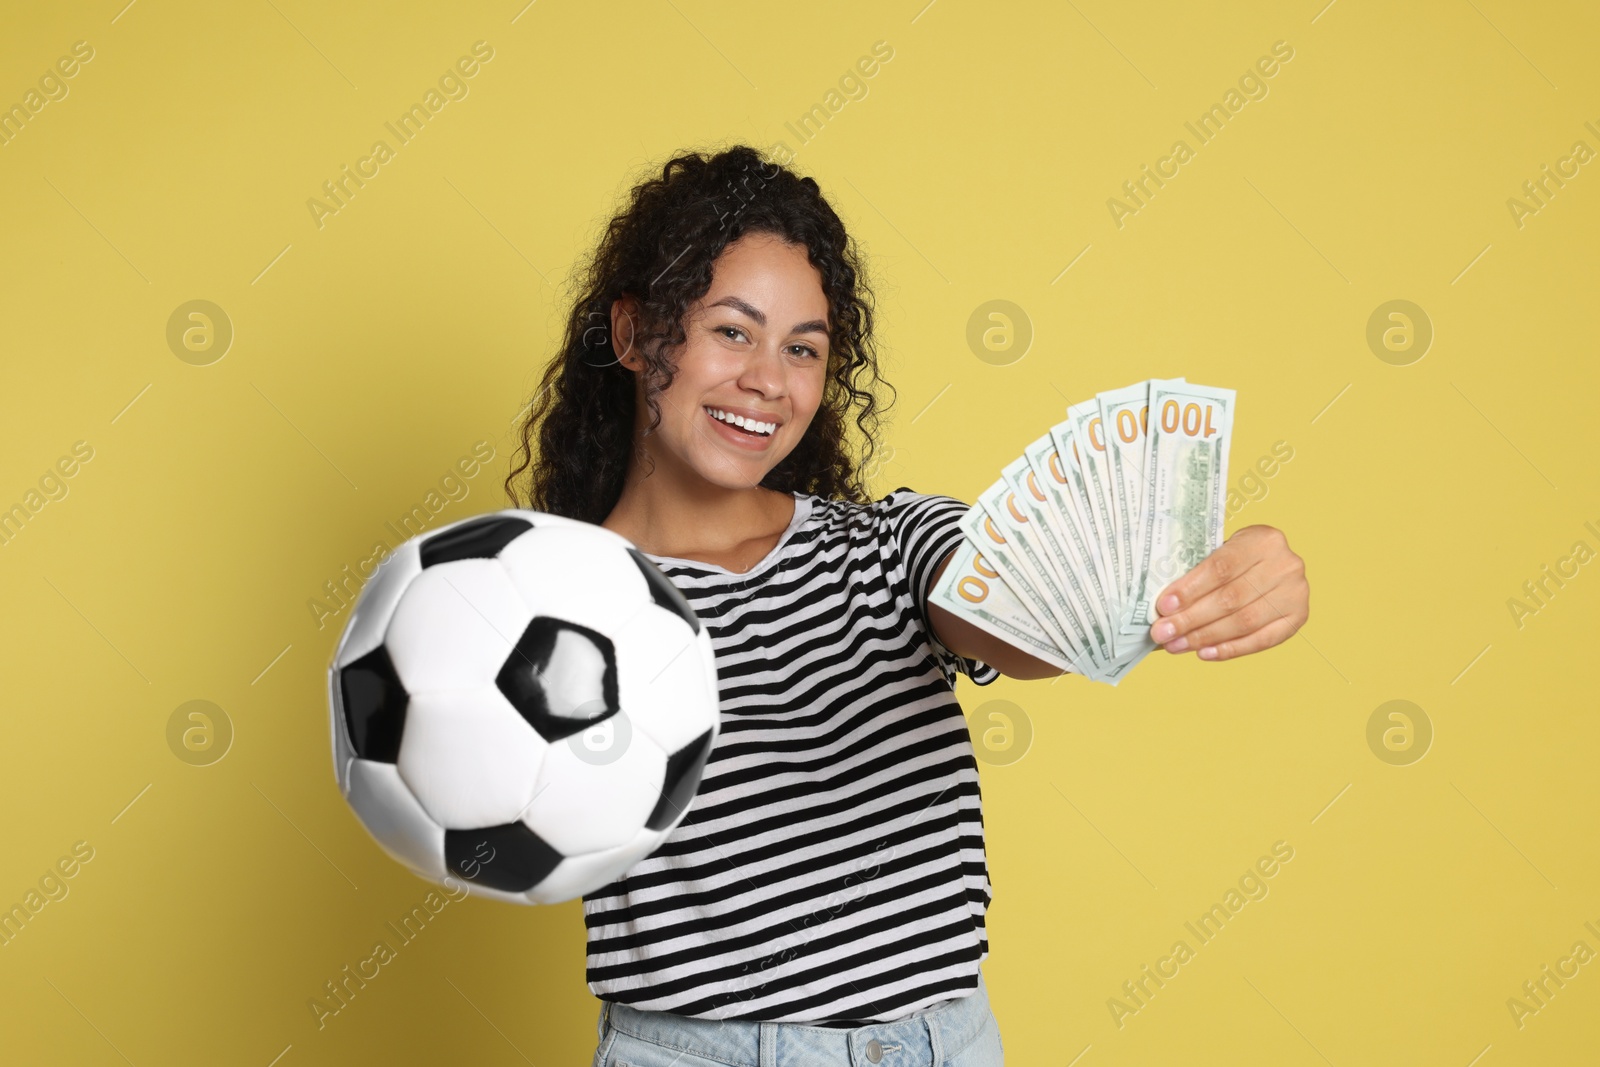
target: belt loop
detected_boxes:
[596,1000,611,1042]
[759,1021,776,1067]
[925,1011,945,1067]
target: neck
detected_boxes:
[602,455,792,560]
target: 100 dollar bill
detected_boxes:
[1127,380,1236,629]
[966,478,1089,663]
[1065,400,1124,620]
[1022,432,1114,648]
[1000,452,1112,666]
[929,539,1088,676]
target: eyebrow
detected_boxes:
[707,295,828,336]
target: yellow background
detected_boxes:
[2,0,1596,1063]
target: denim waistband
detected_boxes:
[597,974,993,1067]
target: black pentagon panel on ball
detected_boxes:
[495,617,621,743]
[419,515,533,568]
[646,727,716,831]
[627,548,701,635]
[338,646,408,763]
[444,823,564,893]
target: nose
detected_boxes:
[736,340,785,399]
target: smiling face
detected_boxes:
[613,231,831,492]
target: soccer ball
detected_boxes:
[327,509,719,905]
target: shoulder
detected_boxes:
[805,486,967,541]
[873,486,973,542]
[809,487,971,581]
[820,485,968,518]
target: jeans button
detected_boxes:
[866,1037,884,1063]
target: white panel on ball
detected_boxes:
[615,608,720,756]
[524,716,668,855]
[385,559,535,692]
[536,628,613,721]
[497,526,651,633]
[526,829,657,905]
[517,510,588,532]
[454,880,537,906]
[334,541,422,667]
[329,672,357,795]
[345,759,448,880]
[525,509,635,547]
[398,688,548,828]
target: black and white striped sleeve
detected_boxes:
[879,487,1001,687]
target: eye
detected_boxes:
[717,325,821,360]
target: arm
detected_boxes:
[926,547,1073,681]
[926,523,1310,676]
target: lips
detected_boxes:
[704,406,778,449]
[704,406,779,436]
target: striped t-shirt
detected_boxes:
[582,486,1001,1025]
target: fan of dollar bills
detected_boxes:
[931,378,1236,686]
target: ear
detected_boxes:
[610,293,641,370]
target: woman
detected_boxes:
[505,145,1309,1066]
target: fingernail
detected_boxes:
[1198,646,1218,660]
[1167,636,1189,653]
[1159,594,1179,614]
[1152,621,1174,641]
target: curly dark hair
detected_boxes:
[502,143,895,523]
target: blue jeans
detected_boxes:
[591,973,1005,1066]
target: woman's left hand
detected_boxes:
[1146,524,1309,661]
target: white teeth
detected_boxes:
[707,408,775,436]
